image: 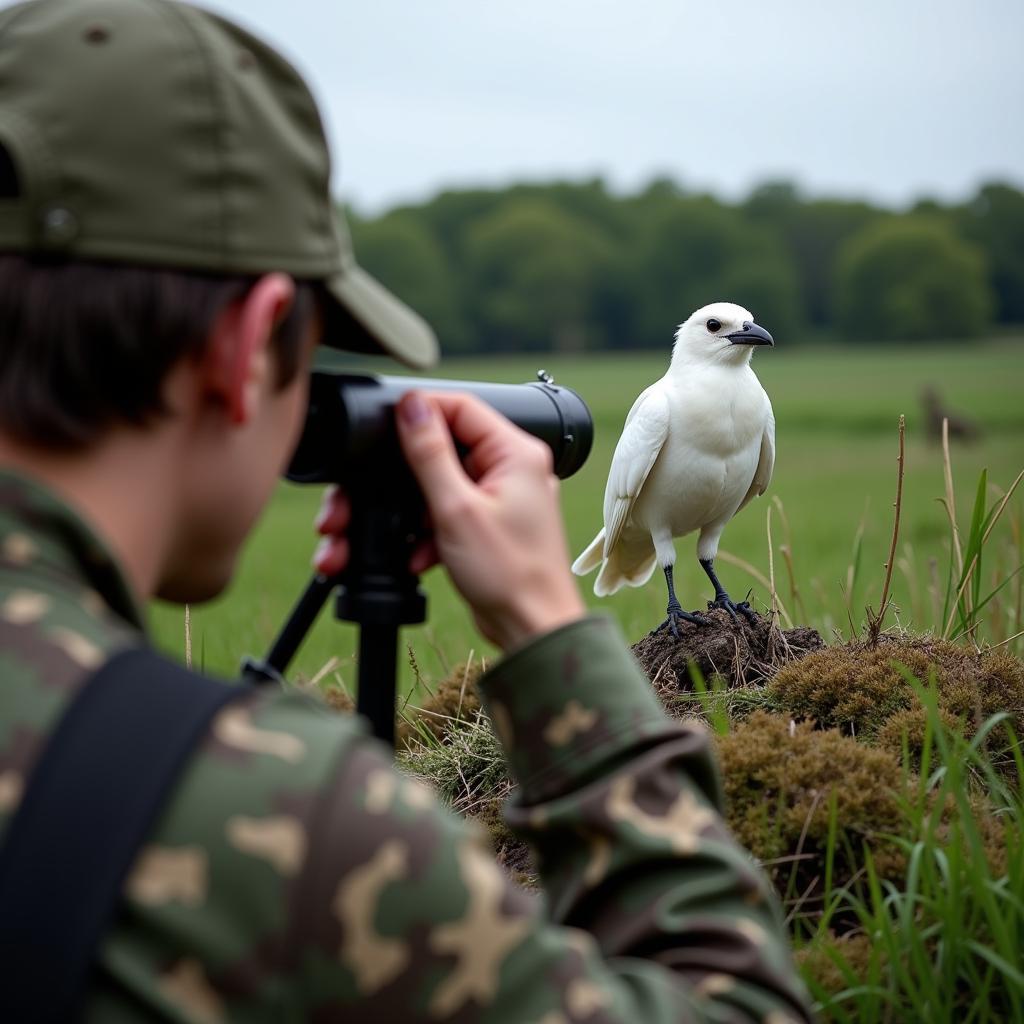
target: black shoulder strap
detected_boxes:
[0,646,251,1023]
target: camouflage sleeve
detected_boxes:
[287,616,814,1023]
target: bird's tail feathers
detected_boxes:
[594,546,658,597]
[571,530,605,577]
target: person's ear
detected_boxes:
[204,273,296,425]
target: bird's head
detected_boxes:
[670,302,774,369]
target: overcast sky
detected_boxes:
[212,0,1022,213]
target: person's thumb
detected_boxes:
[395,391,472,512]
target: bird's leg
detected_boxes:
[658,565,708,637]
[699,558,757,623]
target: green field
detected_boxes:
[151,339,1024,688]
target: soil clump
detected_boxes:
[631,608,824,696]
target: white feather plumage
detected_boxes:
[573,302,775,600]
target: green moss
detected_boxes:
[716,711,907,899]
[768,635,1024,769]
[796,932,877,1000]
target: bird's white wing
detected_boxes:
[602,384,670,556]
[736,406,776,514]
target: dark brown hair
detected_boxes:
[0,255,321,449]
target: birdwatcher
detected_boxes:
[0,1,814,1021]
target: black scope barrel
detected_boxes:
[287,371,594,485]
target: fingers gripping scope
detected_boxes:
[247,368,594,748]
[287,370,594,485]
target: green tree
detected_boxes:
[743,181,883,328]
[629,195,803,347]
[463,198,615,352]
[955,182,1024,324]
[835,218,993,341]
[349,212,470,352]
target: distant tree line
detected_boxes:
[346,179,1024,352]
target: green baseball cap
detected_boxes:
[0,0,439,369]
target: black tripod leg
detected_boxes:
[357,624,398,747]
[242,574,337,683]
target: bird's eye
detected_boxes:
[706,318,722,333]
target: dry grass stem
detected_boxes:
[987,629,1024,652]
[458,651,475,716]
[767,505,780,624]
[309,656,340,689]
[942,417,964,578]
[717,549,794,627]
[184,604,192,669]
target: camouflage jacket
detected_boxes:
[0,468,814,1023]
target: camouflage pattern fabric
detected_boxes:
[0,468,815,1022]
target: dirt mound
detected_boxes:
[631,608,824,696]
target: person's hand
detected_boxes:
[394,390,586,651]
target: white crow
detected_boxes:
[572,302,775,634]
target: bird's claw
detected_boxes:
[658,606,709,637]
[708,595,758,624]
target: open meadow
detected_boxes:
[152,338,1024,686]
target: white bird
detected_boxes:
[572,302,775,634]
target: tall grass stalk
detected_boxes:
[940,465,1024,644]
[773,496,809,623]
[867,415,906,642]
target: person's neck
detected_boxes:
[0,429,182,601]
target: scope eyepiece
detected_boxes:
[286,371,594,485]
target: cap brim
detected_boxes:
[323,264,439,370]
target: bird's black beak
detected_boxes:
[726,322,774,347]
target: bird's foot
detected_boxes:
[708,593,758,624]
[658,604,709,638]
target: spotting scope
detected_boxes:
[286,370,593,485]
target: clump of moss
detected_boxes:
[874,705,962,767]
[716,711,908,900]
[795,932,877,1000]
[769,635,1024,767]
[322,684,354,714]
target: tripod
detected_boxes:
[243,472,427,748]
